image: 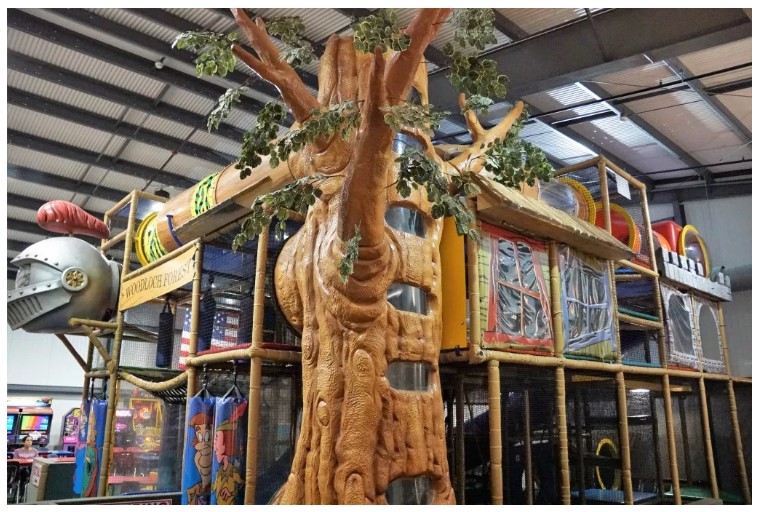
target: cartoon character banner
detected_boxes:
[211,397,248,505]
[72,399,90,495]
[80,399,107,497]
[182,396,215,505]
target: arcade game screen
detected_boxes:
[19,414,51,434]
[7,414,18,435]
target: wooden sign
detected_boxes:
[119,245,197,311]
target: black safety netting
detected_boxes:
[441,366,558,505]
[565,371,622,504]
[620,330,661,367]
[170,219,303,369]
[733,382,751,484]
[500,365,558,505]
[659,380,709,489]
[107,381,185,496]
[705,381,744,502]
[441,369,489,505]
[254,366,301,504]
[625,382,666,501]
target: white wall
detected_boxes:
[649,202,676,223]
[7,326,89,388]
[723,290,752,377]
[683,196,752,377]
[683,196,751,269]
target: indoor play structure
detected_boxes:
[6,8,751,506]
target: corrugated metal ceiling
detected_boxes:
[5,7,751,268]
[8,29,167,99]
[496,8,591,35]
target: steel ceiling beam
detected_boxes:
[7,9,275,120]
[46,8,283,99]
[491,10,528,41]
[8,88,236,167]
[8,192,106,217]
[666,57,752,143]
[8,240,32,253]
[8,165,129,203]
[8,219,58,239]
[648,180,751,204]
[8,130,197,189]
[428,8,752,111]
[8,51,247,143]
[580,82,714,183]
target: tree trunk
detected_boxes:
[275,180,454,504]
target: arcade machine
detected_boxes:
[7,398,53,449]
[61,408,82,454]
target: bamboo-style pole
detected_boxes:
[617,259,658,277]
[185,241,204,399]
[439,350,470,364]
[80,342,95,429]
[466,214,482,362]
[662,375,681,503]
[603,158,648,192]
[244,223,269,505]
[118,370,189,392]
[86,370,110,379]
[523,387,533,505]
[616,313,664,331]
[136,190,170,203]
[455,374,465,504]
[575,389,586,504]
[104,192,136,220]
[639,188,656,266]
[77,324,113,368]
[697,378,719,499]
[597,157,612,238]
[615,372,634,504]
[727,381,752,504]
[98,190,138,496]
[55,334,88,371]
[100,231,128,252]
[549,241,566,356]
[609,262,622,364]
[553,156,601,177]
[555,366,570,504]
[614,273,647,281]
[468,348,739,380]
[69,319,120,330]
[187,346,302,366]
[487,361,503,505]
[716,305,732,376]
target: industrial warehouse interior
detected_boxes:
[4,7,752,505]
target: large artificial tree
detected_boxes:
[177,8,551,504]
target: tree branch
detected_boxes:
[340,49,394,245]
[446,96,525,175]
[231,8,319,123]
[384,9,451,105]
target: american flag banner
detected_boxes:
[179,309,241,369]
